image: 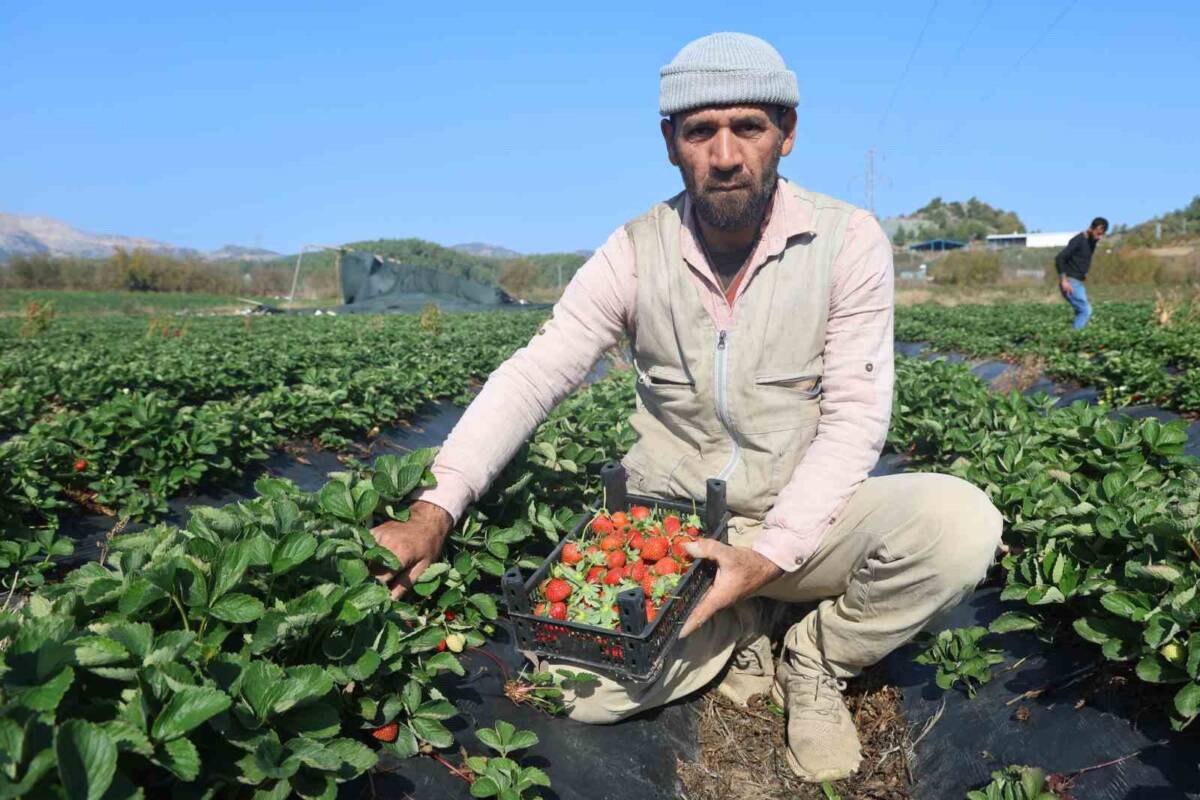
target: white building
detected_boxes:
[986,231,1077,249]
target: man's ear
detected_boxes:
[660,118,680,167]
[778,107,798,157]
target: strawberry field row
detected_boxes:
[0,313,547,593]
[895,301,1200,412]
[0,345,640,798]
[892,357,1200,728]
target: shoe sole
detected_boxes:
[770,679,860,784]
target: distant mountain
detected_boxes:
[882,198,1026,244]
[451,242,522,260]
[206,244,284,263]
[1120,196,1200,246]
[0,212,280,263]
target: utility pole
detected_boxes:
[865,148,876,215]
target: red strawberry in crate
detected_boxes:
[671,537,693,561]
[640,536,669,562]
[586,566,606,584]
[610,511,629,528]
[549,602,568,620]
[640,574,658,597]
[534,602,547,616]
[599,534,623,552]
[592,515,615,536]
[663,514,682,535]
[603,568,625,586]
[628,531,645,551]
[545,578,571,603]
[653,557,678,576]
[630,505,651,522]
[630,561,648,582]
[606,550,626,570]
[562,542,584,565]
[645,601,659,623]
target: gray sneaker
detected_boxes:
[770,661,863,782]
[716,632,774,706]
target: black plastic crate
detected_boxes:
[502,462,730,684]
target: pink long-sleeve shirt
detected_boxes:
[419,180,895,571]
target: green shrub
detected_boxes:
[1089,247,1164,285]
[931,250,1002,286]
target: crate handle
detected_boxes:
[705,478,727,535]
[601,461,628,512]
[501,566,530,614]
[617,586,647,634]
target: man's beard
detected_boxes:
[682,147,782,232]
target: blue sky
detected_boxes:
[2,1,1197,254]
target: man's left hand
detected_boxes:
[678,538,783,638]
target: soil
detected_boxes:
[678,665,913,800]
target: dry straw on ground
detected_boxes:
[677,665,914,800]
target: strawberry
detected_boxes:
[663,514,682,535]
[630,505,651,522]
[606,550,627,570]
[630,561,648,582]
[671,537,693,561]
[653,557,678,576]
[371,722,400,742]
[610,511,629,528]
[640,536,669,562]
[640,574,658,597]
[599,534,623,552]
[645,601,659,623]
[686,525,700,536]
[549,601,568,620]
[628,532,645,551]
[437,639,447,652]
[586,545,601,557]
[534,602,547,616]
[444,611,456,621]
[562,542,584,565]
[586,566,607,584]
[603,568,625,586]
[73,458,88,472]
[592,515,615,536]
[545,578,571,603]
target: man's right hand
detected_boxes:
[370,500,454,599]
[1060,277,1073,295]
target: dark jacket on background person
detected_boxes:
[1055,232,1098,281]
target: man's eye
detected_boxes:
[686,127,714,140]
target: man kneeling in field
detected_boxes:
[372,32,1002,782]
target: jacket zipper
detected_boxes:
[714,330,740,480]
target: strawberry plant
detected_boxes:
[966,765,1064,800]
[893,355,1200,727]
[465,720,549,799]
[914,627,1005,698]
[0,449,481,798]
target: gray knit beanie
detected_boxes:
[659,32,799,116]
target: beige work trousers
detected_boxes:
[555,472,1003,723]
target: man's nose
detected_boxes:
[710,128,741,173]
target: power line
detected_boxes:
[942,0,993,78]
[877,0,940,134]
[979,0,1079,105]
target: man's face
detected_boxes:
[1088,224,1107,241]
[661,104,797,232]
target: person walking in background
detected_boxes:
[1055,217,1108,329]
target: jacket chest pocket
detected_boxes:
[740,366,823,435]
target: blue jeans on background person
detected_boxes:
[1060,277,1091,329]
